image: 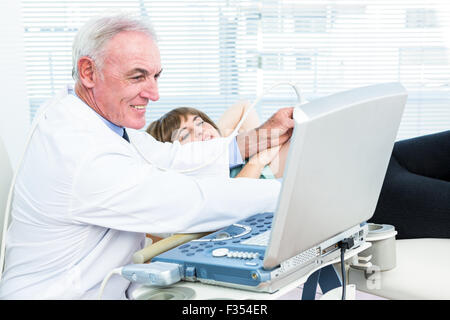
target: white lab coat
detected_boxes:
[0,86,281,299]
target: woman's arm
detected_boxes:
[235,146,281,178]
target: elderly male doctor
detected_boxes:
[0,15,294,299]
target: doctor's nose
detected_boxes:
[140,79,160,101]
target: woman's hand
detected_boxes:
[248,145,281,168]
[235,145,281,179]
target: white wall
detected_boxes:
[0,2,30,169]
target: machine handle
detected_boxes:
[132,233,209,264]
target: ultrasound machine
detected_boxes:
[103,82,408,298]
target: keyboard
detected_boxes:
[241,230,270,246]
[151,211,367,293]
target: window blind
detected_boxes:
[21,0,449,140]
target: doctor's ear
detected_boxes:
[77,57,99,88]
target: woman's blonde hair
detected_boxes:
[147,107,220,142]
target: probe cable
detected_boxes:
[97,267,123,300]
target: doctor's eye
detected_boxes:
[130,74,146,82]
[128,73,146,83]
[154,69,162,80]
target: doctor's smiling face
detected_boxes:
[77,30,162,129]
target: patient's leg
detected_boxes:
[370,130,450,239]
[217,100,260,137]
[393,130,450,182]
[370,156,450,239]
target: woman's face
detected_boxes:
[172,114,220,144]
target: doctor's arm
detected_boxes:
[70,149,281,234]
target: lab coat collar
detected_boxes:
[68,86,125,138]
[54,84,131,146]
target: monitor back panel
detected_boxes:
[264,82,407,269]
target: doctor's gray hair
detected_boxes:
[72,13,158,81]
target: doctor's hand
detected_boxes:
[259,107,295,146]
[236,107,294,158]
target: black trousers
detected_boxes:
[369,130,450,239]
